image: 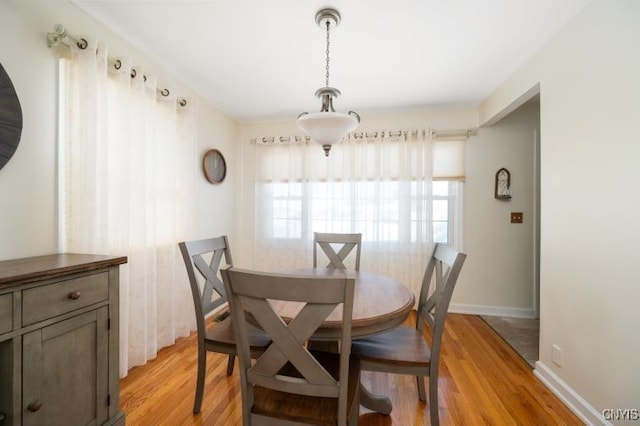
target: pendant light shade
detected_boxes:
[297,8,359,157]
[298,111,359,156]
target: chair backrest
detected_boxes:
[221,267,356,423]
[416,243,466,369]
[313,232,362,271]
[178,236,233,338]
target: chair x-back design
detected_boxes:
[221,267,360,425]
[178,236,270,414]
[313,232,362,271]
[351,243,466,426]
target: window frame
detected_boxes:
[267,180,460,247]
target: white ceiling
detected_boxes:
[71,0,591,123]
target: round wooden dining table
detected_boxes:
[273,268,415,340]
[272,267,416,415]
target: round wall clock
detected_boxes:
[203,149,226,184]
[0,62,23,171]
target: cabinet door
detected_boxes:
[0,339,17,425]
[22,308,109,426]
[0,293,11,334]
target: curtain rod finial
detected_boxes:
[47,24,66,48]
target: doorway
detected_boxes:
[481,93,541,367]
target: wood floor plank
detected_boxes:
[120,313,582,425]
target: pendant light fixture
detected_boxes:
[297,7,360,157]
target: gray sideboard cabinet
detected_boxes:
[0,253,127,426]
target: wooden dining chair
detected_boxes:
[178,236,270,414]
[350,244,466,426]
[313,232,362,271]
[221,267,360,426]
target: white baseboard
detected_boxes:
[449,304,606,424]
[534,361,608,425]
[448,302,537,319]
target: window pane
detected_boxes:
[411,198,429,221]
[433,221,449,244]
[380,223,399,241]
[332,181,350,198]
[411,181,427,197]
[312,182,327,198]
[312,219,328,233]
[289,200,302,218]
[336,201,351,221]
[360,181,377,198]
[272,183,288,197]
[433,200,448,221]
[432,181,449,196]
[290,183,302,197]
[273,219,287,238]
[312,201,328,219]
[288,219,302,238]
[381,199,398,220]
[273,200,287,217]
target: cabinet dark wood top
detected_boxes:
[0,253,127,289]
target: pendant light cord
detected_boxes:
[325,20,331,88]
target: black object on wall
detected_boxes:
[0,62,23,171]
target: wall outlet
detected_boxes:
[510,212,523,223]
[552,344,563,367]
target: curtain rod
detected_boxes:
[46,24,188,108]
[433,128,478,140]
[47,24,88,50]
[251,128,477,144]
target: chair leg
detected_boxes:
[429,375,439,426]
[193,348,206,413]
[349,403,359,425]
[349,388,359,425]
[416,375,426,401]
[226,354,235,376]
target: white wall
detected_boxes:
[0,0,240,261]
[0,2,59,259]
[480,0,640,418]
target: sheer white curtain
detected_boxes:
[57,38,197,377]
[253,131,434,301]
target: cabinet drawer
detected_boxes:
[22,272,109,326]
[0,293,11,334]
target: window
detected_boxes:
[253,131,466,298]
[269,180,460,245]
[432,181,455,244]
[272,182,303,239]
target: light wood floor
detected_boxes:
[120,313,581,425]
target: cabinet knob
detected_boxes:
[27,400,42,412]
[68,291,81,300]
[0,411,6,420]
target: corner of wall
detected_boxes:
[479,83,540,127]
